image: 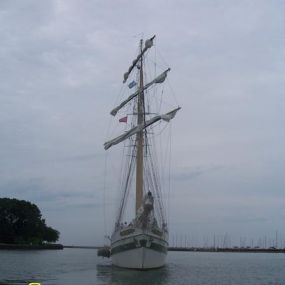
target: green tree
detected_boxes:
[0,198,60,244]
[43,226,60,242]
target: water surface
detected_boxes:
[1,249,285,284]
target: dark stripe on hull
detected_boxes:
[111,239,168,256]
[112,263,165,271]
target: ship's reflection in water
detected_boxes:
[96,263,170,285]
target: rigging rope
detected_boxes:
[102,152,108,238]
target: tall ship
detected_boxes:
[102,35,181,269]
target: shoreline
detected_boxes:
[167,247,285,253]
[1,244,284,253]
[64,245,285,253]
[0,243,63,250]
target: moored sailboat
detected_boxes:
[103,35,181,269]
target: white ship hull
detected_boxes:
[112,246,167,269]
[111,230,168,269]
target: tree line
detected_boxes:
[0,198,59,244]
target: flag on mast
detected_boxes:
[119,116,128,123]
[128,80,137,89]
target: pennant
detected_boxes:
[119,116,128,123]
[128,80,137,89]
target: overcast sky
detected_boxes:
[1,0,285,246]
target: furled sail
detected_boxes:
[104,107,181,150]
[111,68,171,116]
[123,35,155,83]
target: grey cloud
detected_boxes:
[1,0,285,245]
[173,165,223,181]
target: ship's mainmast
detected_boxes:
[104,35,180,220]
[135,39,145,212]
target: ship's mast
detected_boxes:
[135,39,144,212]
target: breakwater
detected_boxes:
[69,245,285,253]
[0,243,63,250]
[168,247,285,253]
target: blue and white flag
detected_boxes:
[128,80,137,89]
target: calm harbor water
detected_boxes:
[1,249,285,285]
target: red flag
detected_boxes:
[119,116,128,123]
